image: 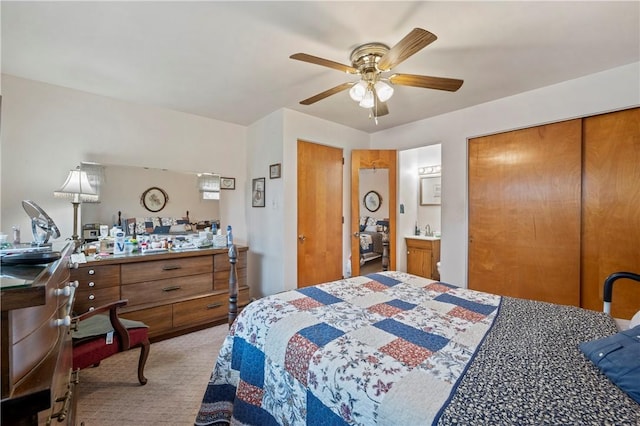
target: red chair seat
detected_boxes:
[73,327,148,370]
[72,300,150,385]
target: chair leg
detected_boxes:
[137,338,150,385]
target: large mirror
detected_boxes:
[81,163,220,235]
[358,168,389,274]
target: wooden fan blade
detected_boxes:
[372,86,389,117]
[389,73,463,92]
[290,53,357,74]
[378,28,437,71]
[374,100,389,117]
[299,82,353,105]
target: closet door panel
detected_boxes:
[469,119,582,305]
[582,107,640,318]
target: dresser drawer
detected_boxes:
[121,273,213,306]
[173,293,227,328]
[214,267,247,291]
[120,305,172,337]
[173,286,251,327]
[238,286,251,307]
[73,287,121,313]
[71,264,120,288]
[121,256,213,284]
[214,250,247,272]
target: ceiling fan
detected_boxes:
[290,28,463,121]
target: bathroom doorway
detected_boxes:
[397,144,442,272]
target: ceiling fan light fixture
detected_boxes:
[349,81,367,102]
[374,81,394,102]
[359,89,375,108]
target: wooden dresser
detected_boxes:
[406,237,441,280]
[1,242,77,425]
[70,246,250,341]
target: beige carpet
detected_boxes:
[76,324,229,425]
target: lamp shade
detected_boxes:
[349,81,367,102]
[374,81,394,102]
[359,89,375,108]
[54,168,98,203]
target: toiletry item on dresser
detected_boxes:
[227,225,233,247]
[113,230,125,255]
[12,225,20,245]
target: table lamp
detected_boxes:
[54,167,98,240]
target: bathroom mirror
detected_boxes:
[420,176,441,205]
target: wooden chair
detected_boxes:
[72,299,150,385]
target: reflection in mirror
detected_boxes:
[81,164,220,235]
[358,168,389,274]
[420,176,441,205]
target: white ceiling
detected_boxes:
[2,1,639,133]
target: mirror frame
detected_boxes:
[420,176,442,206]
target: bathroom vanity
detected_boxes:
[405,236,440,280]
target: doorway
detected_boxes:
[350,150,397,277]
[297,140,344,287]
[396,145,442,272]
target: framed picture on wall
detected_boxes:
[270,163,281,179]
[420,176,441,205]
[220,177,235,190]
[252,177,265,207]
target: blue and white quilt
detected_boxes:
[195,272,640,425]
[195,272,501,425]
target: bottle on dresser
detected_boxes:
[227,225,233,247]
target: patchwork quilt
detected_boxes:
[195,272,640,425]
[196,272,501,425]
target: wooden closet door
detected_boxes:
[581,107,640,318]
[468,119,582,305]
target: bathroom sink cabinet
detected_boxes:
[406,237,440,280]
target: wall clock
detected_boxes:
[364,190,382,212]
[141,187,168,212]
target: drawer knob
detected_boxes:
[88,269,95,275]
[162,285,182,292]
[54,286,71,297]
[88,294,95,300]
[54,315,71,327]
[206,303,223,309]
[88,281,95,287]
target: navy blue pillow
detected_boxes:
[579,325,640,403]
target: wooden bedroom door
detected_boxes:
[350,150,397,277]
[581,107,640,319]
[468,119,582,305]
[297,140,343,287]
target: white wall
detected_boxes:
[245,109,370,298]
[0,75,247,245]
[372,62,640,287]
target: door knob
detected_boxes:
[298,235,306,241]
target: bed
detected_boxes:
[358,217,387,265]
[195,271,640,425]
